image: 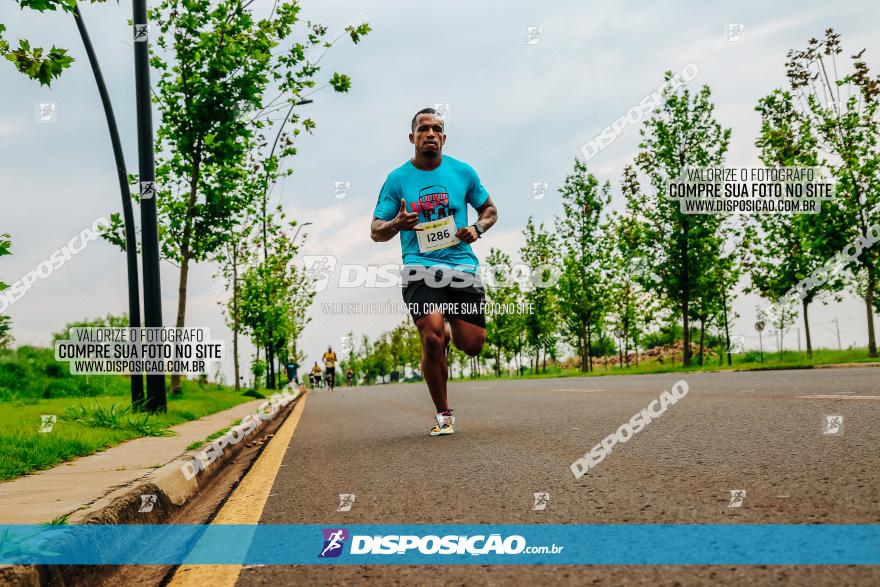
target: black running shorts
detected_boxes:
[401,267,487,328]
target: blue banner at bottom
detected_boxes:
[0,524,877,565]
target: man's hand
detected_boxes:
[393,199,421,231]
[455,225,479,244]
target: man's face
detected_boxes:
[410,114,446,157]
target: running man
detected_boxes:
[371,107,498,436]
[284,358,300,385]
[310,361,323,389]
[322,346,338,391]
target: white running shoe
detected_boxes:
[430,410,455,436]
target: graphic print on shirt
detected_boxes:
[412,184,451,223]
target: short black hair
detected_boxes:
[411,108,442,132]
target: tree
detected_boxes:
[0,233,9,292]
[102,0,369,393]
[633,73,731,366]
[52,313,129,342]
[606,170,657,367]
[0,1,111,85]
[749,89,848,357]
[782,29,880,356]
[484,248,524,376]
[3,1,145,405]
[555,160,610,372]
[0,315,11,351]
[238,208,314,389]
[0,233,11,350]
[250,357,266,389]
[215,214,257,391]
[520,218,559,374]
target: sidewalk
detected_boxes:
[0,399,268,524]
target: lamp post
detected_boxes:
[73,6,143,409]
[293,221,313,243]
[133,0,166,412]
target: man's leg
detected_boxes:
[416,312,449,412]
[449,317,486,356]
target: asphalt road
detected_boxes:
[237,368,880,585]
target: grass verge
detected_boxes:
[0,381,254,481]
[448,347,880,382]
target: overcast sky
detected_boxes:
[2,0,879,382]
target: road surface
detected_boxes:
[183,368,880,585]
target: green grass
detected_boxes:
[449,347,880,382]
[186,426,231,451]
[0,382,255,481]
[42,512,71,526]
[186,417,244,450]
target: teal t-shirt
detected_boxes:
[373,155,490,273]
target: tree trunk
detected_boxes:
[232,245,241,390]
[698,317,706,366]
[169,252,191,395]
[169,148,202,396]
[586,322,593,372]
[681,297,691,367]
[680,213,692,367]
[264,345,272,389]
[802,298,813,358]
[577,336,582,371]
[722,290,732,366]
[253,346,260,388]
[866,266,877,357]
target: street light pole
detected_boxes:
[133,0,166,412]
[292,221,313,243]
[73,5,143,409]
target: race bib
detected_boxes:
[416,215,459,253]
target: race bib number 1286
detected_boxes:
[416,215,459,253]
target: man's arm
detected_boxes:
[371,199,420,242]
[455,195,498,244]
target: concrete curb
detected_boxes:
[0,386,304,587]
[813,361,880,369]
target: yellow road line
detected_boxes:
[794,394,880,400]
[168,392,309,587]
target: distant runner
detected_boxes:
[370,107,498,436]
[346,367,355,387]
[310,362,323,389]
[284,359,299,385]
[322,346,338,391]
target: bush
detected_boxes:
[0,361,28,390]
[0,347,129,398]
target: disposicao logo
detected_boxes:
[319,528,348,558]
